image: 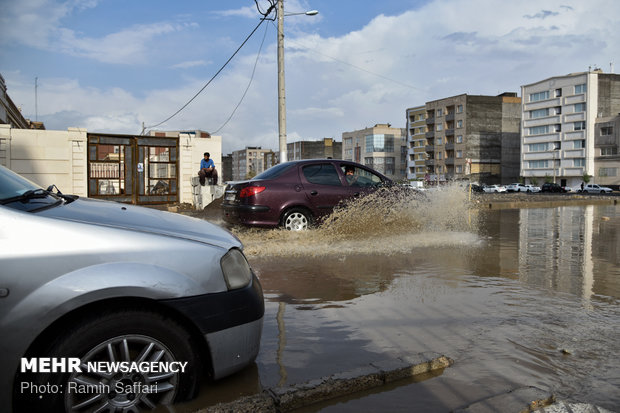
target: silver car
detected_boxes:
[0,165,264,412]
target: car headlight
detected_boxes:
[220,248,253,290]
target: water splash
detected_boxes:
[234,183,481,257]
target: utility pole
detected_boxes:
[35,77,38,122]
[277,0,287,163]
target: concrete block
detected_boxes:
[454,386,555,413]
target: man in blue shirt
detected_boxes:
[198,152,218,185]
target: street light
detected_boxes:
[277,1,318,163]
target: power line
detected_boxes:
[212,22,270,135]
[269,20,424,92]
[142,3,276,134]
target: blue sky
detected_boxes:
[1,0,619,154]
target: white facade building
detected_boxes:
[521,71,605,188]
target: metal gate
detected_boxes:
[87,134,179,204]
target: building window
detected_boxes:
[574,140,585,149]
[437,152,443,160]
[457,105,463,113]
[530,108,549,118]
[364,157,373,166]
[575,84,587,94]
[457,120,463,128]
[456,165,463,173]
[530,91,550,102]
[528,160,549,168]
[418,114,424,121]
[436,123,443,131]
[601,126,613,135]
[555,106,562,115]
[554,124,561,132]
[437,108,443,117]
[574,103,586,112]
[573,158,585,167]
[599,167,618,177]
[555,88,562,97]
[530,125,550,135]
[365,134,395,153]
[456,150,463,158]
[601,147,618,156]
[456,135,463,143]
[528,143,548,152]
[437,137,443,145]
[574,121,586,131]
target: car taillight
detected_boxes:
[240,186,266,198]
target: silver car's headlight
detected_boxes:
[220,248,253,290]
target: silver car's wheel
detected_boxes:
[17,309,201,413]
[282,208,311,231]
[66,335,178,412]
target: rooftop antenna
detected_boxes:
[611,62,615,73]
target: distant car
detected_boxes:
[541,183,566,193]
[222,159,392,231]
[579,184,613,194]
[483,184,507,193]
[527,185,541,193]
[0,165,264,412]
[468,183,484,193]
[506,183,532,192]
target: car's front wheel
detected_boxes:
[282,208,312,231]
[17,309,202,413]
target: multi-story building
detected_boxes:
[287,138,342,160]
[423,93,521,184]
[341,123,407,181]
[231,146,274,180]
[405,106,427,180]
[520,70,620,188]
[594,114,619,187]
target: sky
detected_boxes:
[1,0,619,154]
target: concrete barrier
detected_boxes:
[191,176,224,210]
[200,353,453,412]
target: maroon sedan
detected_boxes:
[222,159,392,230]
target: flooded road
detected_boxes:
[175,190,620,412]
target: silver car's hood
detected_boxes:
[38,197,240,250]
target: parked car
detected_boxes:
[0,165,264,412]
[483,184,507,193]
[579,184,613,194]
[506,183,532,192]
[222,159,392,231]
[541,183,567,193]
[469,183,484,193]
[527,185,541,193]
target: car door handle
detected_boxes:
[310,190,318,196]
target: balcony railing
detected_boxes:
[425,159,435,166]
[445,142,454,150]
[446,113,455,121]
[426,131,435,139]
[595,136,616,146]
[426,117,435,125]
[445,128,454,136]
[425,145,434,152]
[445,158,455,165]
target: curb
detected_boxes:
[199,352,453,412]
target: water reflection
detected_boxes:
[477,205,620,301]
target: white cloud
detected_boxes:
[4,0,620,155]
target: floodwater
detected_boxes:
[174,187,620,412]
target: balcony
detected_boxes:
[426,117,435,125]
[425,159,435,166]
[595,136,616,146]
[445,158,455,165]
[445,128,454,136]
[425,145,435,152]
[446,113,455,121]
[445,142,454,150]
[426,131,435,139]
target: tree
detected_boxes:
[582,173,591,184]
[544,174,553,184]
[530,177,539,186]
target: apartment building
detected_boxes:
[423,93,521,184]
[594,114,620,187]
[520,70,620,188]
[231,146,274,180]
[405,106,426,180]
[342,123,407,181]
[287,138,342,161]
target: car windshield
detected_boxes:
[254,163,296,180]
[0,165,61,212]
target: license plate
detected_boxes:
[225,192,236,201]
